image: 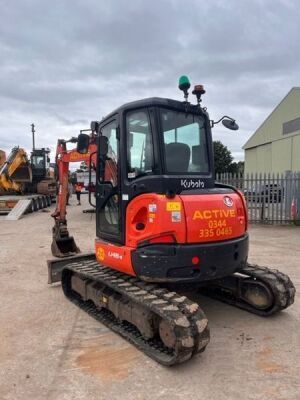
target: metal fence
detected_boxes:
[216,172,300,224]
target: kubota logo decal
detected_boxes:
[223,196,234,207]
[181,179,205,189]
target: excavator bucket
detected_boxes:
[10,164,32,182]
[6,147,32,183]
[51,222,80,258]
[51,236,80,258]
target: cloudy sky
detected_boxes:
[0,0,299,163]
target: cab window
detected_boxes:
[126,110,154,179]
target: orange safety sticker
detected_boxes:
[97,247,105,261]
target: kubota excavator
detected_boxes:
[48,77,295,366]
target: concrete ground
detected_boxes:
[0,195,299,400]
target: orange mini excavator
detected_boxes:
[48,77,295,366]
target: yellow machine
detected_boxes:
[0,147,32,193]
[0,150,6,166]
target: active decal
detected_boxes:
[193,209,236,220]
[199,226,233,238]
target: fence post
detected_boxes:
[294,172,300,225]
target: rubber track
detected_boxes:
[61,259,210,366]
[200,263,296,316]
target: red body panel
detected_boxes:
[126,192,246,246]
[181,193,247,243]
[126,194,186,247]
[95,191,248,276]
[95,240,135,276]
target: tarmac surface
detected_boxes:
[0,195,299,400]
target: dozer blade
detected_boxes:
[47,252,95,283]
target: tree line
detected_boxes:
[213,140,244,174]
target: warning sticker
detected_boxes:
[148,204,157,213]
[171,211,181,222]
[166,202,181,211]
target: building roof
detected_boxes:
[243,87,300,150]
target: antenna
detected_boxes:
[31,123,35,150]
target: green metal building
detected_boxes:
[243,87,300,174]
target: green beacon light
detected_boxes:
[178,75,191,102]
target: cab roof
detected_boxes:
[101,97,203,122]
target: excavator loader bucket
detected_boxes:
[51,222,80,258]
[10,164,32,182]
[51,236,80,258]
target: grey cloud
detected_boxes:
[0,0,300,162]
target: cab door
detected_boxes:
[96,118,122,243]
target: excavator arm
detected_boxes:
[51,134,97,257]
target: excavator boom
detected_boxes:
[51,134,97,257]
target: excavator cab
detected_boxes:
[31,148,50,182]
[94,98,214,246]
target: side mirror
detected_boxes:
[77,133,90,154]
[222,119,239,131]
[99,135,108,157]
[90,121,100,132]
